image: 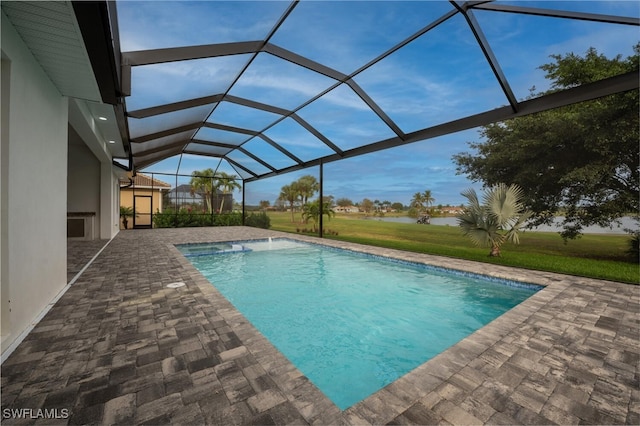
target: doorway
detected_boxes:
[133,195,152,228]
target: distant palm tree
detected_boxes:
[280,184,299,222]
[410,190,435,216]
[422,190,435,211]
[296,175,319,206]
[215,172,241,213]
[410,192,424,211]
[190,168,215,213]
[458,183,532,257]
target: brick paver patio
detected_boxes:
[1,227,638,425]
[67,239,111,283]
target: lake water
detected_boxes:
[364,216,638,234]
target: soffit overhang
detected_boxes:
[1,1,129,160]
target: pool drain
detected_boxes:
[166,282,186,289]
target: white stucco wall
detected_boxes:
[67,125,101,231]
[1,12,69,355]
[1,53,10,339]
[100,163,120,239]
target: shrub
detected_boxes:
[295,227,337,235]
[152,209,242,228]
[153,208,178,228]
[407,207,419,218]
[245,211,271,229]
[214,213,243,226]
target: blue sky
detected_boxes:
[117,0,639,206]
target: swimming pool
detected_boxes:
[178,239,541,410]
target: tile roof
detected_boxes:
[121,173,171,188]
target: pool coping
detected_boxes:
[167,230,593,424]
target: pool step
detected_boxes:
[182,244,252,257]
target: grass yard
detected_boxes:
[265,211,639,284]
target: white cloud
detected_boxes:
[544,24,638,59]
[117,1,287,50]
[234,71,327,99]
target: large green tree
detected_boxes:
[259,200,270,210]
[361,198,374,214]
[453,45,639,239]
[336,197,353,207]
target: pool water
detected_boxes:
[181,239,540,410]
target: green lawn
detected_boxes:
[265,211,639,284]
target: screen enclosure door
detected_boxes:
[133,195,152,228]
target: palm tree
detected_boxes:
[422,190,435,212]
[296,175,319,206]
[190,168,215,213]
[302,199,335,231]
[215,172,241,213]
[411,190,435,213]
[458,183,532,257]
[120,206,136,229]
[280,184,299,222]
[410,192,424,211]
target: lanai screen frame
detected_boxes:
[110,0,638,233]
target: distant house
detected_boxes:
[442,206,464,215]
[333,205,360,213]
[120,174,171,229]
[166,184,234,213]
[166,184,203,207]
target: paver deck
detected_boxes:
[67,239,110,283]
[1,227,638,425]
